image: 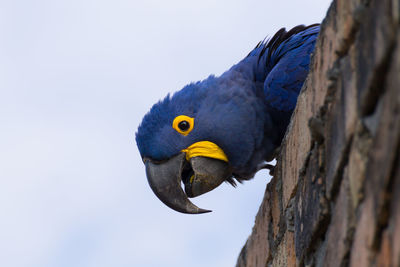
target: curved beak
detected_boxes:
[145,150,231,214]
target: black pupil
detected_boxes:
[178,121,190,131]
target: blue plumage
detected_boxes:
[137,25,319,185]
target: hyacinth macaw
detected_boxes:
[136,24,319,214]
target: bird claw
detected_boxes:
[257,163,275,176]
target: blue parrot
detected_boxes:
[136,24,319,214]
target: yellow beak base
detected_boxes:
[181,141,228,162]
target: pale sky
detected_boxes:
[0,1,331,266]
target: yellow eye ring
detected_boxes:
[172,115,194,136]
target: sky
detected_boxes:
[0,1,331,266]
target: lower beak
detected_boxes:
[145,152,231,214]
[183,156,232,198]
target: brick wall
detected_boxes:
[236,0,400,266]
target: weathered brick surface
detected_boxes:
[236,0,400,266]
[323,168,354,267]
[294,147,328,261]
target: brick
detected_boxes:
[324,76,349,198]
[269,177,282,240]
[348,198,376,267]
[377,229,392,267]
[294,147,328,261]
[270,232,296,267]
[388,163,400,267]
[323,167,354,267]
[348,124,372,209]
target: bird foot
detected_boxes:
[257,163,275,176]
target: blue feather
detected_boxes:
[136,24,319,181]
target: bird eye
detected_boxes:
[178,121,190,131]
[172,115,194,136]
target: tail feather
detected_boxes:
[246,24,320,82]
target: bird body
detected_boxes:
[136,25,319,213]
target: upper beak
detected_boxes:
[145,152,231,214]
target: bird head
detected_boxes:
[136,74,266,214]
